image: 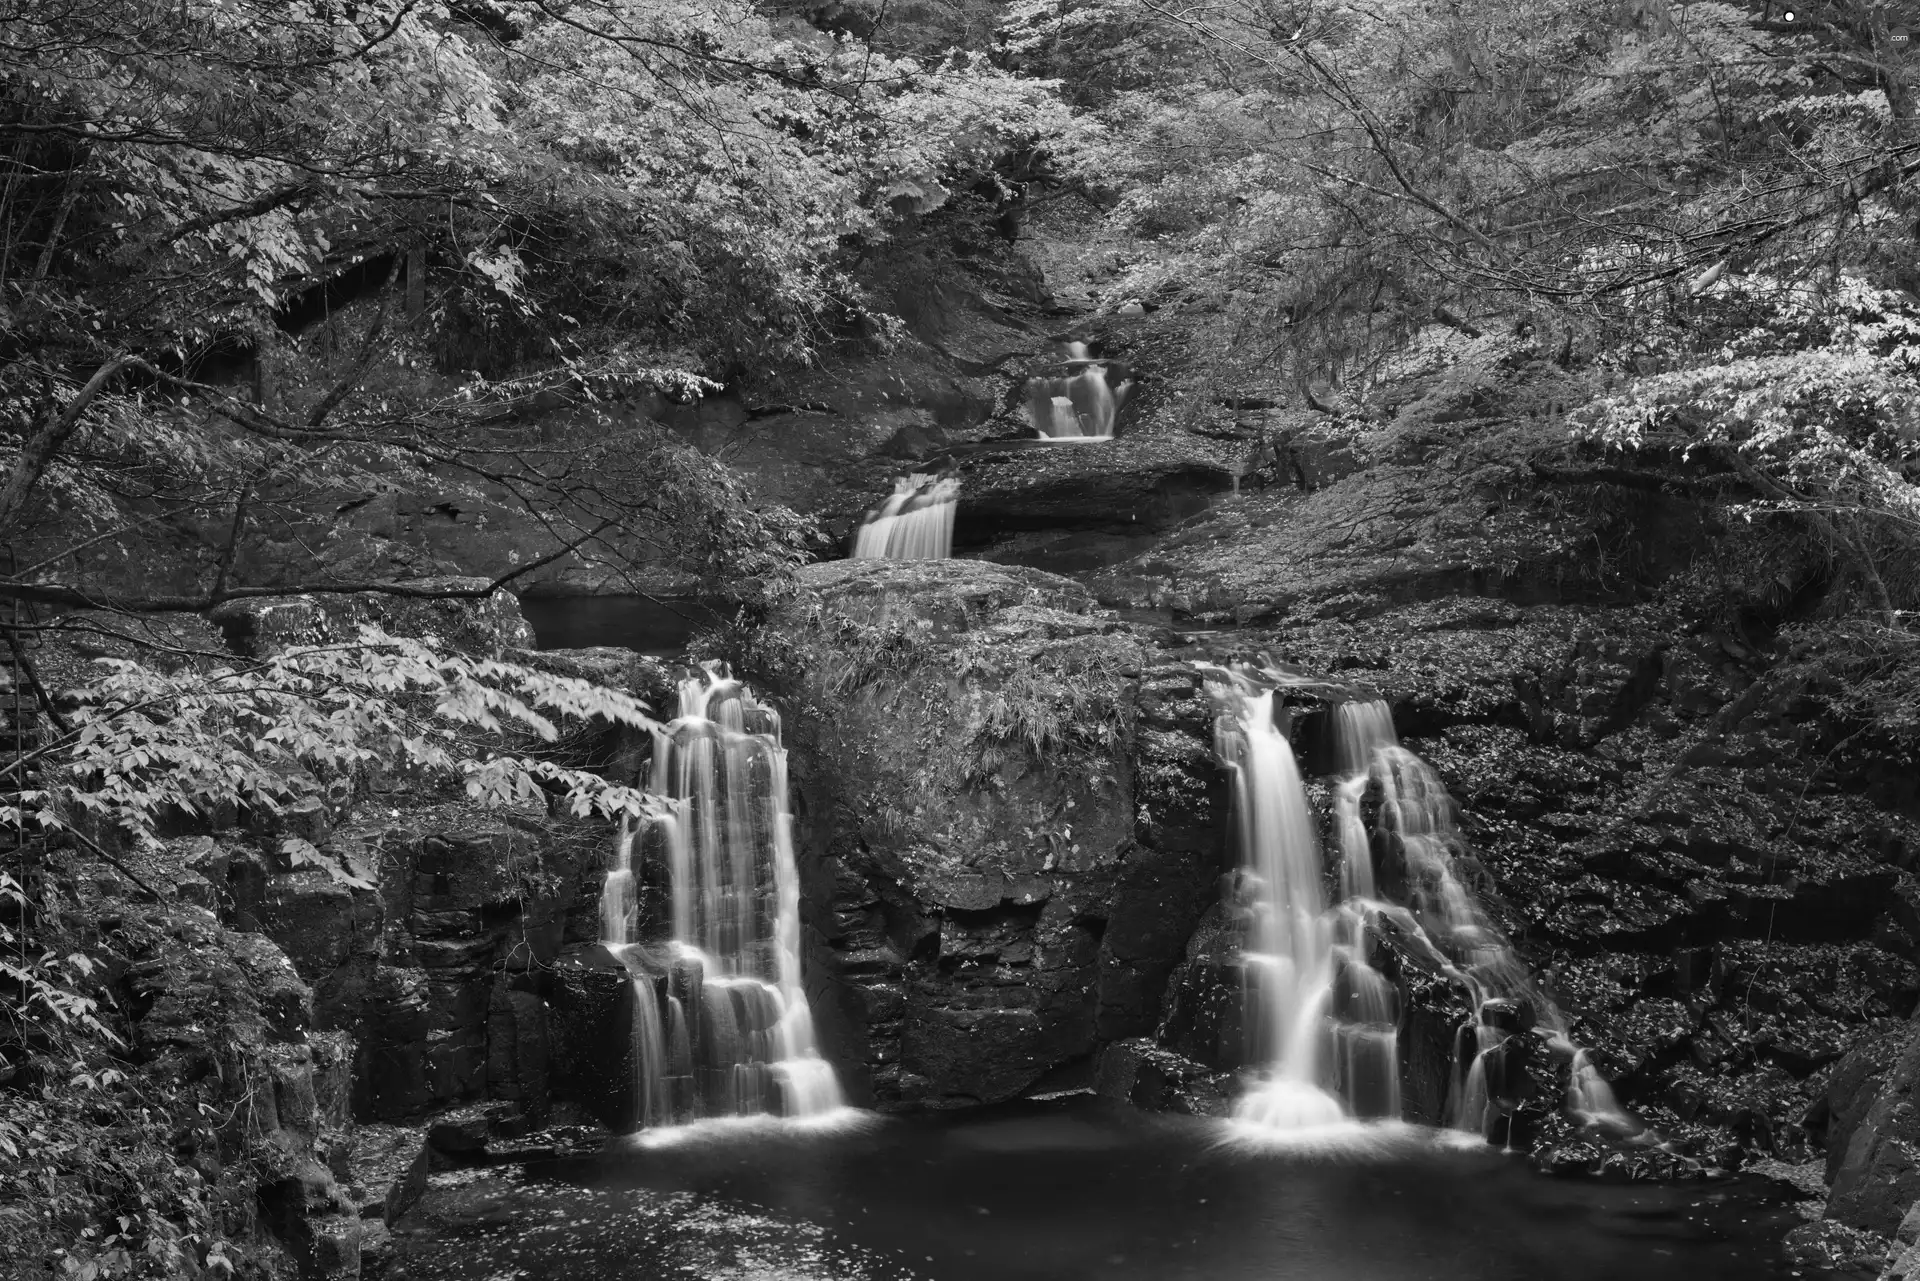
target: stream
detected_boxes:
[390,1097,1799,1281]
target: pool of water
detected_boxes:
[516,595,722,654]
[389,1099,1798,1281]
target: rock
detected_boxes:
[1883,1200,1920,1281]
[754,560,1181,1108]
[1271,415,1367,491]
[210,579,535,658]
[256,870,383,1030]
[1094,1038,1233,1115]
[943,437,1241,545]
[546,965,631,1131]
[485,982,551,1124]
[1830,1017,1920,1235]
[426,1107,492,1166]
[1156,905,1251,1071]
[382,1142,430,1227]
[307,1214,364,1281]
[1784,1220,1889,1274]
[1814,1021,1915,1180]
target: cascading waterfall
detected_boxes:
[852,473,958,560]
[1210,673,1398,1129]
[1204,664,1636,1140]
[1023,342,1132,440]
[598,665,843,1127]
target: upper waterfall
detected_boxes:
[852,473,958,560]
[1023,342,1131,440]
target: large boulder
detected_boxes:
[942,436,1243,548]
[208,577,535,657]
[751,559,1222,1108]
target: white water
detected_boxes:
[598,665,844,1126]
[852,474,958,559]
[1203,668,1638,1141]
[1205,676,1390,1129]
[1024,342,1131,440]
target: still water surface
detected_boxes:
[391,1099,1797,1281]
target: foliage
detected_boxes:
[0,0,1069,616]
[999,0,1918,393]
[1,874,117,1049]
[734,582,1137,785]
[1575,273,1920,621]
[16,625,666,849]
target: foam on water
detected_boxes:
[622,1106,881,1150]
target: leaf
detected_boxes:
[281,836,324,869]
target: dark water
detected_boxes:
[391,1099,1798,1281]
[516,595,721,654]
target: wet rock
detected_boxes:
[1528,1113,1705,1180]
[1094,1038,1234,1116]
[546,963,631,1131]
[1155,905,1250,1072]
[753,560,1170,1108]
[1784,1220,1889,1274]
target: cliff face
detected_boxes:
[6,592,683,1281]
[746,559,1221,1106]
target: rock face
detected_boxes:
[78,592,658,1153]
[1829,1021,1920,1235]
[104,898,365,1281]
[750,559,1221,1107]
[944,436,1243,548]
[172,594,653,1133]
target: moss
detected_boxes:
[742,561,1144,783]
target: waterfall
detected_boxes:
[1356,727,1635,1139]
[1023,342,1131,440]
[602,818,637,947]
[852,474,958,560]
[596,665,844,1127]
[1203,668,1637,1141]
[1210,676,1383,1129]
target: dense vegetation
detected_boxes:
[1,0,1916,1274]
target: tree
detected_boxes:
[0,14,1070,1270]
[0,0,1067,619]
[1001,0,1919,385]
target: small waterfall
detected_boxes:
[852,473,958,560]
[631,975,668,1127]
[602,818,637,947]
[1358,731,1635,1139]
[1203,670,1637,1141]
[1209,675,1391,1128]
[596,665,844,1127]
[1023,342,1131,440]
